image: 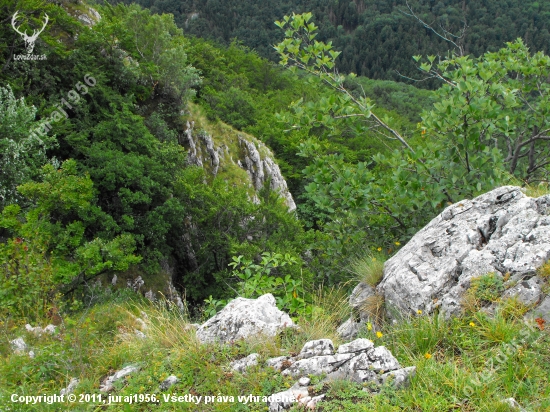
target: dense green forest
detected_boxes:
[109,0,550,82]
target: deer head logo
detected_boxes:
[11,11,49,55]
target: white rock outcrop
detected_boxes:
[376,186,550,317]
[196,294,295,344]
[230,353,260,373]
[267,338,415,410]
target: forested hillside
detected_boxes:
[2,1,550,410]
[109,0,550,82]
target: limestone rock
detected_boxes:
[267,377,310,411]
[196,294,294,344]
[160,375,180,391]
[337,338,374,354]
[100,365,140,392]
[25,324,56,336]
[526,295,550,323]
[337,317,364,341]
[230,353,260,373]
[10,337,27,354]
[377,186,550,318]
[60,378,79,396]
[502,397,526,411]
[183,122,296,211]
[281,355,338,378]
[266,356,293,371]
[375,366,416,389]
[297,339,334,359]
[269,338,412,410]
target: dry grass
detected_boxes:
[294,285,349,346]
[360,293,386,324]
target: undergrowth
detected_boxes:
[1,289,549,411]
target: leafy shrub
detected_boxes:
[204,252,309,317]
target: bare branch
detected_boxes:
[401,1,467,56]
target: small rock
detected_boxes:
[297,377,310,386]
[266,356,292,371]
[375,366,416,389]
[281,355,337,378]
[100,365,140,392]
[159,375,179,391]
[337,338,374,354]
[60,378,79,396]
[337,318,363,340]
[502,397,526,411]
[25,324,56,336]
[305,394,325,409]
[230,353,260,373]
[134,330,146,339]
[28,350,35,359]
[298,339,334,359]
[10,337,27,354]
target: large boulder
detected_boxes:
[377,186,550,317]
[196,294,295,344]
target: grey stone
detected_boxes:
[60,378,79,396]
[159,375,179,391]
[375,366,416,389]
[10,337,27,354]
[134,330,146,339]
[25,324,56,336]
[376,187,550,318]
[350,283,376,315]
[281,355,337,378]
[336,318,364,340]
[100,365,140,392]
[230,353,260,373]
[266,356,292,371]
[337,338,374,354]
[297,339,334,359]
[502,397,526,411]
[269,338,411,410]
[502,276,543,307]
[526,295,550,323]
[196,294,294,344]
[184,123,296,211]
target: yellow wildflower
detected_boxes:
[417,309,422,315]
[377,247,382,252]
[376,331,383,338]
[424,353,432,359]
[395,241,401,246]
[469,322,476,327]
[367,322,372,331]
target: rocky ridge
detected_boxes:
[183,121,296,211]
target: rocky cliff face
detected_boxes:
[339,186,550,339]
[377,186,550,319]
[183,120,296,211]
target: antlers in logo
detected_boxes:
[11,11,49,55]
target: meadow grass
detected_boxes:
[1,288,548,411]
